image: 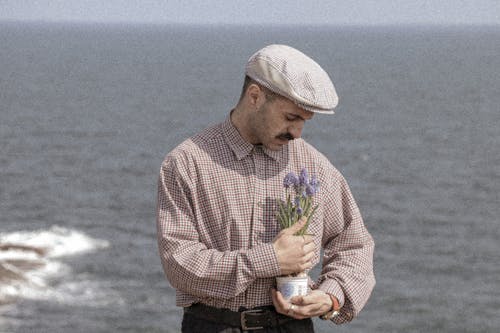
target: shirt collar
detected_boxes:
[221,114,287,162]
[259,144,287,162]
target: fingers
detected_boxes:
[291,291,318,305]
[296,290,334,316]
[296,244,316,271]
[277,243,316,275]
[303,239,315,252]
[271,289,289,315]
[290,295,305,305]
[287,248,315,273]
[272,289,301,319]
[272,222,316,275]
[298,259,314,272]
[272,290,319,320]
[294,303,324,318]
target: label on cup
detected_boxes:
[276,276,308,300]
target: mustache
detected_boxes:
[277,133,294,141]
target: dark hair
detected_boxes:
[238,75,278,103]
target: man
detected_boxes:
[157,44,375,332]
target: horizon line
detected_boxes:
[1,18,499,29]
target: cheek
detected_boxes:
[260,115,276,134]
[256,119,275,141]
[266,121,283,137]
[259,108,287,137]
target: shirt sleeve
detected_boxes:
[316,169,375,324]
[156,153,281,300]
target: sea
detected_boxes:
[0,22,499,333]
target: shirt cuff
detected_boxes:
[248,243,281,278]
[317,278,345,308]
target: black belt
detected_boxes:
[184,303,295,330]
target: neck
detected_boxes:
[230,106,258,144]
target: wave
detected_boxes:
[0,226,111,306]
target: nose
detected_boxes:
[289,121,305,139]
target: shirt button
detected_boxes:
[254,233,262,242]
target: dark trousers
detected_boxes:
[181,311,315,333]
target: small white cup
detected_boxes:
[276,276,308,301]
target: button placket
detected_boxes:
[252,147,267,245]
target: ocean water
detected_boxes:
[0,23,499,332]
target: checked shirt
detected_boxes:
[156,115,375,324]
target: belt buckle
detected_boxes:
[240,309,265,330]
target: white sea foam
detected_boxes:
[0,226,111,306]
[0,225,109,258]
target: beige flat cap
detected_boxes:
[245,44,338,114]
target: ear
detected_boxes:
[246,83,265,108]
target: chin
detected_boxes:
[266,141,287,151]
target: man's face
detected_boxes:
[250,96,314,151]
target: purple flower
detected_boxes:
[305,184,316,196]
[310,175,319,187]
[299,168,309,186]
[307,175,320,196]
[277,167,319,235]
[283,172,299,188]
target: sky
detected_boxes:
[0,0,499,26]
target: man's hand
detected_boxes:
[272,218,315,275]
[271,289,333,319]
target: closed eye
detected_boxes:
[286,114,300,121]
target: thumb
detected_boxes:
[283,217,307,235]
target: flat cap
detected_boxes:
[245,44,338,114]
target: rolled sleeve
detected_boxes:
[318,168,376,324]
[317,278,346,309]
